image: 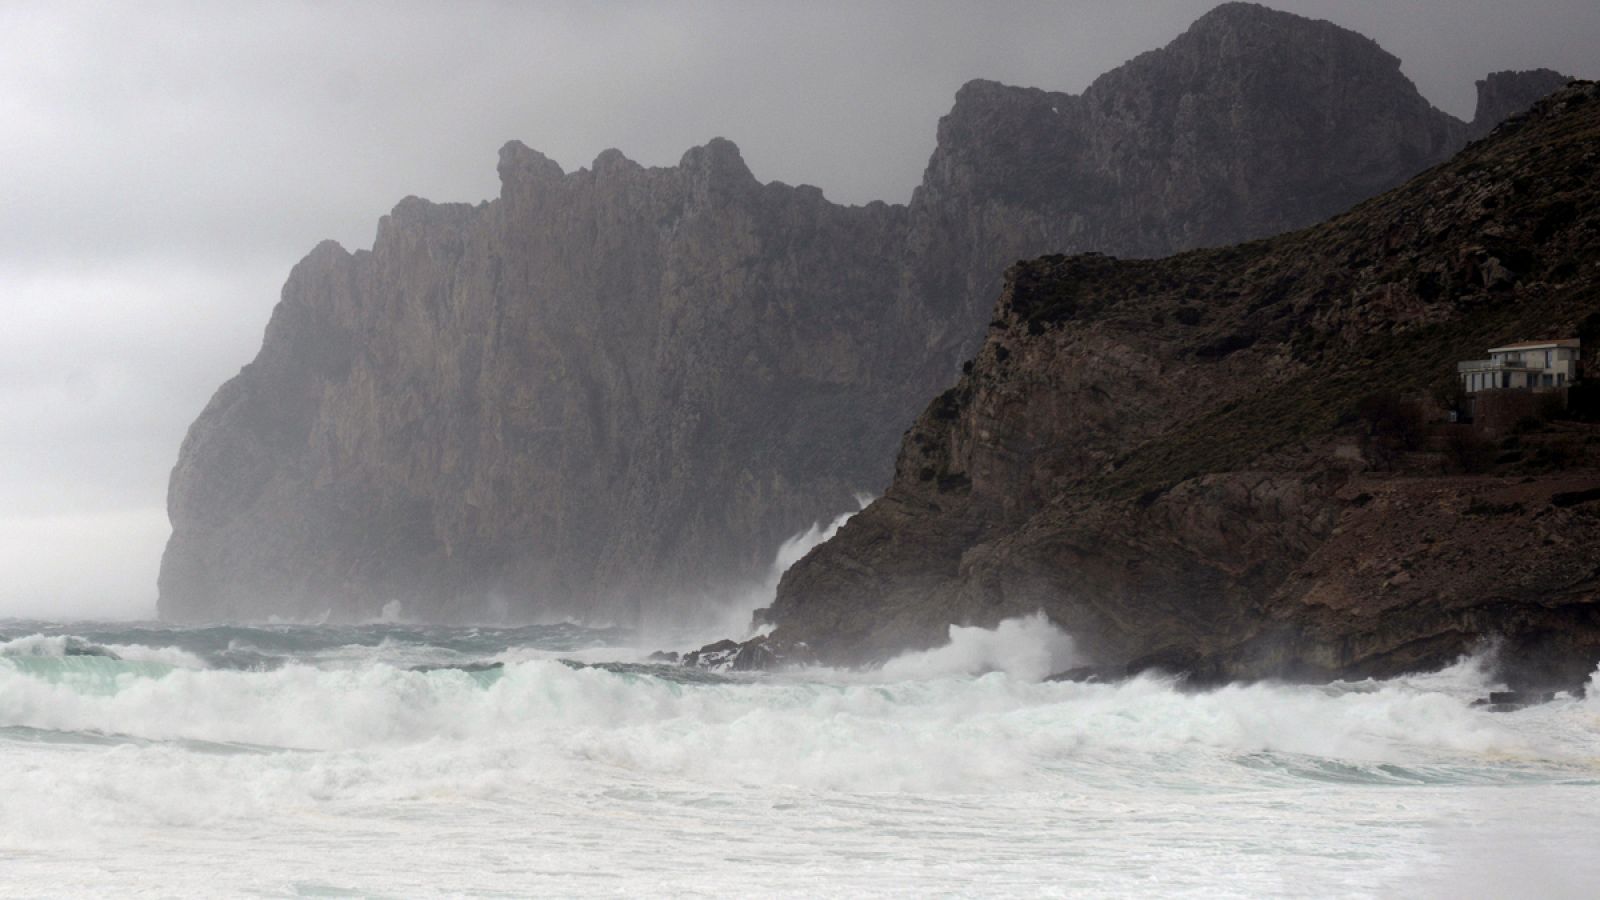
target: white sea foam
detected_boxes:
[0,633,91,657]
[876,611,1078,681]
[103,643,209,669]
[0,640,1591,777]
[1,620,1597,897]
[490,644,654,665]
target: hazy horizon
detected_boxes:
[3,0,1598,619]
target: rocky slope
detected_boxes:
[766,83,1600,689]
[162,3,1571,623]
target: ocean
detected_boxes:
[2,616,1598,898]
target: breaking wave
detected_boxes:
[2,624,1597,786]
[3,617,1598,896]
[876,611,1078,681]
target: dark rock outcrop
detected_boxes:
[1470,69,1575,139]
[767,83,1600,689]
[680,634,816,672]
[162,3,1571,624]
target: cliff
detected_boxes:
[162,2,1571,623]
[162,143,913,622]
[766,82,1600,689]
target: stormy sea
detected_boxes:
[2,616,1599,898]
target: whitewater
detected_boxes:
[2,618,1599,897]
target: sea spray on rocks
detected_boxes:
[877,612,1077,682]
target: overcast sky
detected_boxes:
[2,0,1596,619]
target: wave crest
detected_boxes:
[877,612,1077,681]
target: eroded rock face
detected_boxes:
[162,142,913,623]
[912,3,1457,304]
[768,83,1600,688]
[162,3,1570,624]
[1470,69,1575,139]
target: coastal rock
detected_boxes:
[767,83,1600,689]
[162,3,1571,624]
[681,635,810,672]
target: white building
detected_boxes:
[1458,339,1581,394]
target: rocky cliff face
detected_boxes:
[162,2,1570,624]
[162,141,913,623]
[767,83,1600,688]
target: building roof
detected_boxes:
[1487,338,1581,353]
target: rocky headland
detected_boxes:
[762,82,1600,690]
[162,2,1571,624]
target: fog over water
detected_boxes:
[2,0,1598,618]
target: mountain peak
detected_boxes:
[678,137,751,177]
[497,140,565,187]
[1171,1,1396,69]
[590,147,639,177]
[676,137,757,196]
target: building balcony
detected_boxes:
[1457,358,1534,374]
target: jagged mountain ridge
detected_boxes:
[161,2,1570,623]
[765,82,1600,686]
